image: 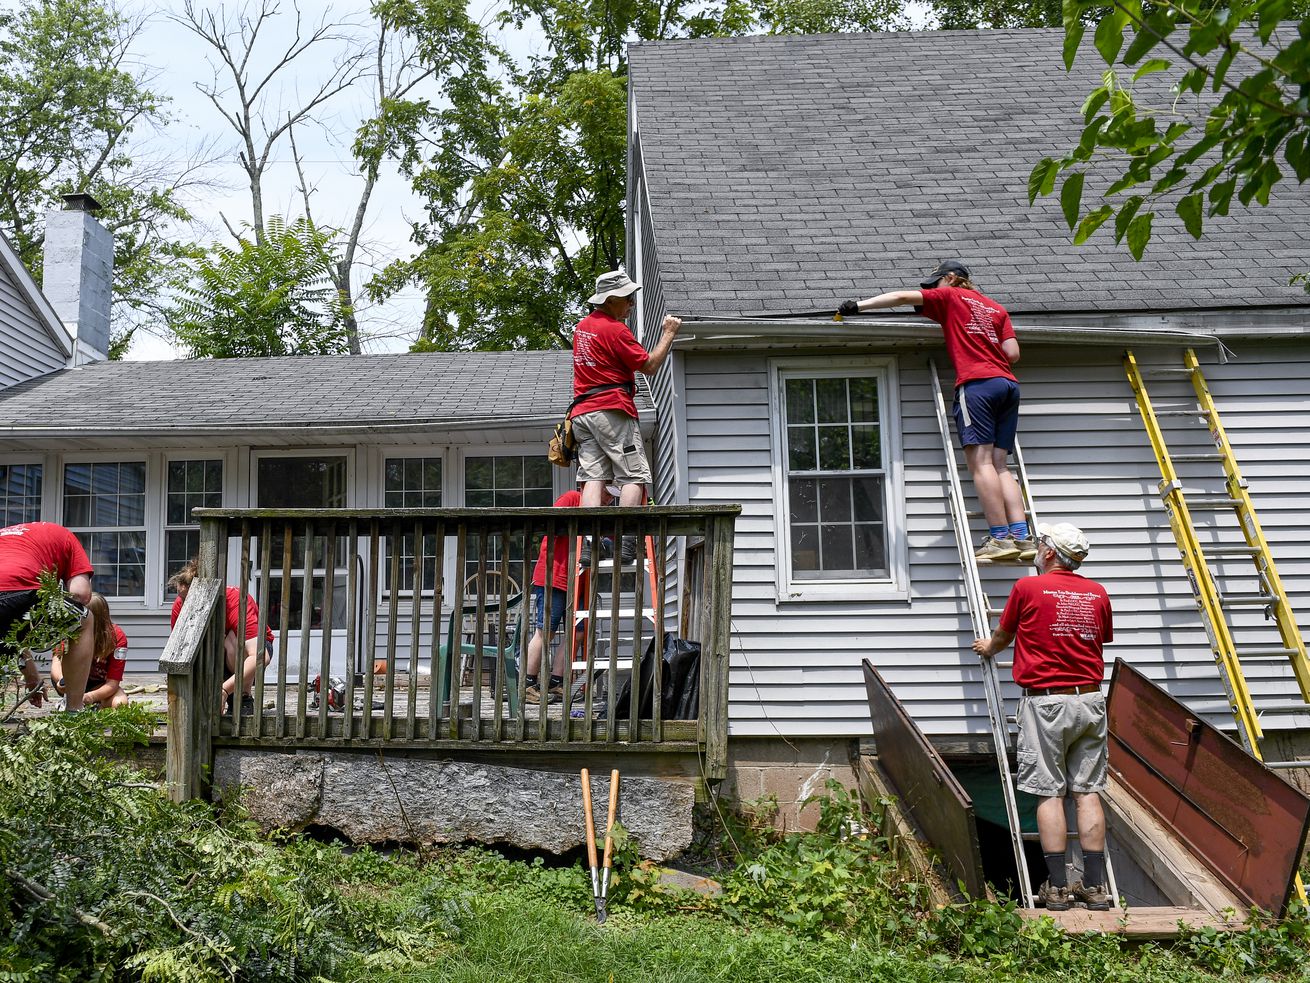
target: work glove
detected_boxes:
[837,300,860,317]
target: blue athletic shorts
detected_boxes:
[953,376,1021,451]
[531,585,567,633]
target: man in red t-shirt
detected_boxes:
[524,489,583,704]
[973,522,1114,912]
[570,270,680,558]
[0,522,96,711]
[169,560,275,716]
[839,260,1031,563]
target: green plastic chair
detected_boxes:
[437,591,525,715]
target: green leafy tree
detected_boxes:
[372,0,909,352]
[0,0,198,344]
[1029,0,1310,259]
[169,216,352,358]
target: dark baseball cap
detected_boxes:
[920,259,971,289]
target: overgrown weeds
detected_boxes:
[4,724,1310,982]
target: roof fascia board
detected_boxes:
[674,318,1225,351]
[0,232,73,357]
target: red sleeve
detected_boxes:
[55,527,94,582]
[998,580,1026,635]
[997,311,1015,343]
[170,594,183,628]
[917,287,949,324]
[609,323,650,372]
[113,624,128,649]
[223,588,241,635]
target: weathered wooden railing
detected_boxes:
[163,505,738,801]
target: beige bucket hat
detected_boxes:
[588,269,641,305]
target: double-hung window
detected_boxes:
[0,463,42,525]
[63,461,147,598]
[164,459,224,598]
[463,455,554,591]
[384,456,443,591]
[771,359,904,599]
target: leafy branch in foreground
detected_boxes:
[0,570,84,661]
[1029,0,1309,260]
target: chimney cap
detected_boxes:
[61,192,103,214]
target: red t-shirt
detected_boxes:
[532,491,583,590]
[570,310,646,419]
[89,624,129,685]
[171,587,274,643]
[999,569,1114,689]
[919,286,1017,388]
[0,522,94,591]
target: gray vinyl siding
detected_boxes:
[681,339,1310,739]
[0,262,65,387]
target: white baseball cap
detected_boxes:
[1037,522,1090,568]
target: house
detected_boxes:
[4,27,1309,836]
[625,29,1310,809]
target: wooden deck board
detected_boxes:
[1017,905,1246,938]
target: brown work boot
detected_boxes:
[1011,537,1039,562]
[1070,881,1111,911]
[1037,881,1071,911]
[525,684,563,705]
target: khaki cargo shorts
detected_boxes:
[1015,691,1107,797]
[571,409,651,485]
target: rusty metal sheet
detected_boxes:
[1108,658,1310,915]
[863,659,985,898]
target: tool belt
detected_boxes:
[547,382,635,467]
[1023,683,1101,696]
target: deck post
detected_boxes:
[704,513,736,781]
[160,576,224,802]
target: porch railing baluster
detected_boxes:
[361,521,380,740]
[493,520,511,743]
[235,522,251,736]
[630,526,647,739]
[427,521,445,741]
[606,516,623,743]
[343,521,359,741]
[559,517,578,744]
[448,524,467,741]
[254,525,272,738]
[407,519,423,739]
[537,516,553,745]
[296,521,316,739]
[318,523,338,738]
[653,519,667,743]
[384,522,401,741]
[276,523,293,740]
[471,531,488,740]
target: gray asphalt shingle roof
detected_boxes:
[628,30,1310,317]
[0,352,652,432]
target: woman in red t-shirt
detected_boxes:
[168,560,275,716]
[52,593,130,709]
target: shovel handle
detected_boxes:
[601,769,620,871]
[580,768,599,871]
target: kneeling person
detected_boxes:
[972,522,1114,911]
[53,593,129,709]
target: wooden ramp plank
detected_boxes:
[1017,905,1246,939]
[855,754,957,908]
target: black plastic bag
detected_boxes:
[614,633,700,720]
[662,636,700,720]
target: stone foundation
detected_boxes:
[212,749,696,861]
[720,737,858,831]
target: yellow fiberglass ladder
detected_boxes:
[930,359,1119,910]
[1125,347,1310,906]
[1125,349,1310,753]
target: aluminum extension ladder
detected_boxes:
[1125,347,1310,905]
[930,359,1119,909]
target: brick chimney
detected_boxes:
[43,192,113,364]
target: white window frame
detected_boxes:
[379,448,449,597]
[767,356,908,602]
[455,444,564,597]
[249,448,353,632]
[59,454,151,601]
[161,454,229,605]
